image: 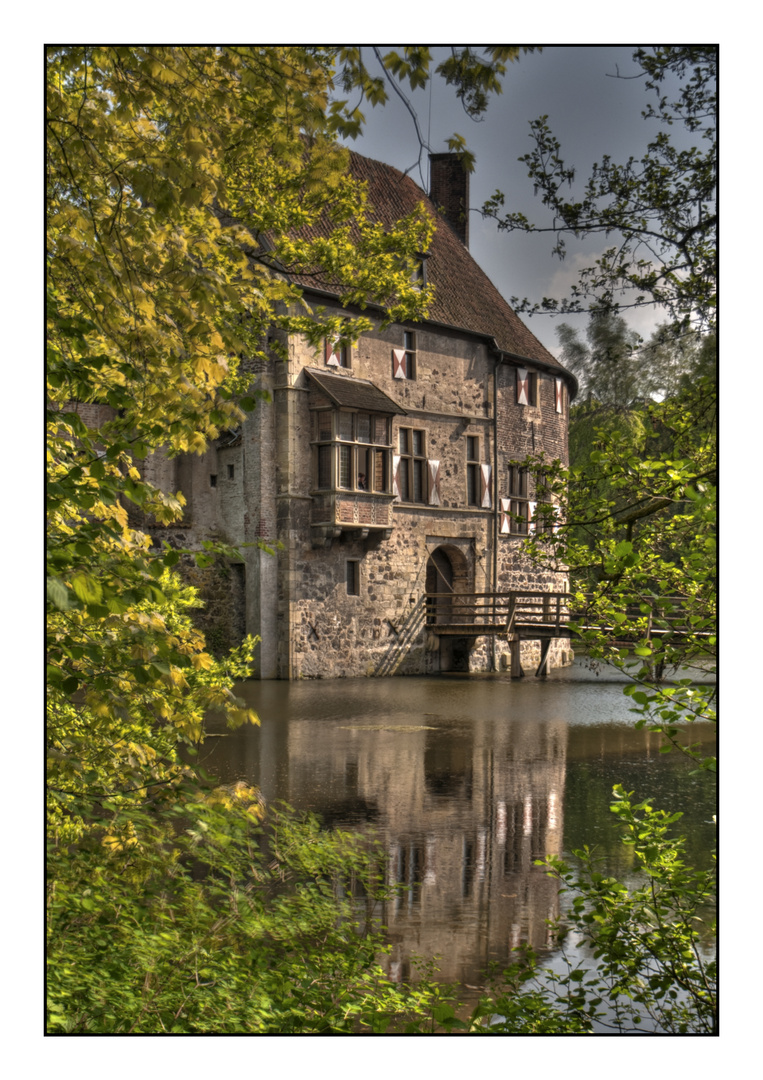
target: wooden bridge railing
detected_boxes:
[424,591,700,639]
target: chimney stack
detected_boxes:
[429,153,470,248]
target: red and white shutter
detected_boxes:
[480,463,492,508]
[325,338,341,367]
[427,459,441,506]
[392,348,407,379]
[528,500,537,534]
[500,498,511,535]
[555,378,563,413]
[392,455,401,499]
[516,368,529,405]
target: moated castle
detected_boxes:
[142,152,577,679]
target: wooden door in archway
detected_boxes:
[426,547,454,625]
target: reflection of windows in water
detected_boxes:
[503,802,525,875]
[424,727,473,798]
[391,843,423,911]
[462,836,475,898]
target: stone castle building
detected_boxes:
[145,152,577,679]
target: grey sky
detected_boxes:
[340,46,690,356]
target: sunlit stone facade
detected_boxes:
[146,151,577,679]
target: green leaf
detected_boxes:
[47,576,71,610]
[70,573,102,605]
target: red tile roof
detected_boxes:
[287,150,574,387]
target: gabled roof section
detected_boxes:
[290,150,573,384]
[305,369,407,415]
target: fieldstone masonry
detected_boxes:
[141,150,577,679]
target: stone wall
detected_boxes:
[144,301,573,679]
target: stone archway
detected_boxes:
[425,544,472,672]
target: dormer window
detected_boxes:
[413,252,429,287]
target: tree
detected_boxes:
[483,47,717,332]
[47,45,717,1034]
[46,45,444,1032]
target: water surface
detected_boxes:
[199,660,716,995]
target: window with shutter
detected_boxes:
[325,333,349,367]
[516,368,537,406]
[392,331,416,379]
[555,378,564,414]
[504,464,530,534]
[397,427,428,503]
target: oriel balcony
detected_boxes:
[310,490,395,546]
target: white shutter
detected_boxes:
[392,348,407,379]
[516,368,529,405]
[325,338,341,366]
[555,378,563,413]
[427,459,441,505]
[480,463,491,508]
[392,454,401,499]
[500,497,511,535]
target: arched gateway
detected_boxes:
[425,544,472,672]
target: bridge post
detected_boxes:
[509,636,523,678]
[535,638,551,678]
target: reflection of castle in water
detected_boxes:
[284,717,567,988]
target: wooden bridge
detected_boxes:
[424,590,703,678]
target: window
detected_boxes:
[466,436,480,506]
[227,464,235,479]
[325,334,350,368]
[414,253,428,286]
[312,409,391,493]
[396,428,427,503]
[516,368,538,406]
[466,437,492,508]
[508,465,528,500]
[209,474,217,488]
[502,465,530,534]
[392,330,416,380]
[346,560,360,596]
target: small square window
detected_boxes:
[227,464,235,479]
[210,474,217,488]
[346,560,360,596]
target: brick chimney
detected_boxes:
[429,153,470,248]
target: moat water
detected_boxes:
[199,659,716,1007]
